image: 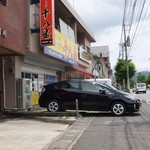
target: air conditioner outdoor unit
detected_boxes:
[16,78,33,110]
[22,79,33,110]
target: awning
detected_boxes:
[72,67,94,78]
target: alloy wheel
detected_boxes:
[112,103,125,116]
[47,101,59,112]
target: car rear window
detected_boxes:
[137,83,146,87]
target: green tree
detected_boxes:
[137,73,146,83]
[146,74,150,85]
[130,79,135,88]
[114,59,136,90]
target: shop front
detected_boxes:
[20,60,58,109]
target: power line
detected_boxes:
[129,0,150,55]
[129,0,146,52]
[120,0,149,58]
[119,0,149,90]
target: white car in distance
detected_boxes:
[135,83,147,94]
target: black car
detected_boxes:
[39,80,141,116]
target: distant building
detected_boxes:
[91,46,112,78]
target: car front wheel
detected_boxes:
[111,102,126,116]
[47,100,60,112]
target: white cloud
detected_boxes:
[68,0,150,72]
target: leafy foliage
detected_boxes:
[114,59,136,88]
[146,74,150,85]
[137,73,147,83]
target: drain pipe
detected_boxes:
[2,57,6,110]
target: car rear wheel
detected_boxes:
[47,100,60,112]
[111,102,126,116]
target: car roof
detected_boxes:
[44,79,103,87]
[45,79,113,86]
[136,83,146,85]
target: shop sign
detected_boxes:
[32,91,39,105]
[44,29,78,65]
[40,0,55,46]
[79,47,92,63]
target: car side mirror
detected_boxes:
[99,89,105,94]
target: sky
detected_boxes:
[67,0,150,72]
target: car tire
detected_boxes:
[111,101,126,116]
[47,100,60,112]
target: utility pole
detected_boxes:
[123,24,130,92]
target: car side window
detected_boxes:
[82,82,103,93]
[54,81,72,89]
[54,82,63,88]
[69,81,80,89]
[62,81,79,89]
[101,86,115,95]
[61,82,72,88]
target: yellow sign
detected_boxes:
[32,92,39,105]
[48,30,78,62]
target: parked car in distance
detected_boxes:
[135,83,147,94]
[39,80,141,116]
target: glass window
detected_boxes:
[24,73,31,79]
[101,86,115,95]
[82,82,102,93]
[137,83,146,87]
[61,81,79,89]
[81,82,115,95]
[69,81,80,89]
[61,82,72,88]
[45,75,56,85]
[21,72,24,78]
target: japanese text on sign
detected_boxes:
[40,0,55,46]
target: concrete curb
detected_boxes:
[42,117,94,150]
[2,110,77,117]
[146,100,150,105]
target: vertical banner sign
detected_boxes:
[40,0,55,46]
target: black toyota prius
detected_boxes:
[39,80,141,116]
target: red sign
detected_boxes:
[40,0,55,46]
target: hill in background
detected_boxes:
[132,71,150,82]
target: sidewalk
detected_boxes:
[0,115,76,150]
[43,117,94,150]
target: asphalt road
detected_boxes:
[71,101,150,150]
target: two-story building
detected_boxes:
[0,0,95,113]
